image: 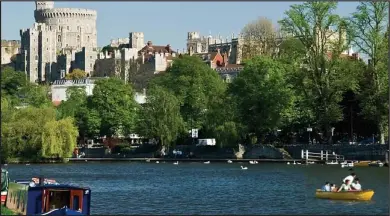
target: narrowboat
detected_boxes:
[1,168,10,204]
[6,177,91,215]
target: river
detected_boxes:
[3,162,389,215]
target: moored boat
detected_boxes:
[1,168,9,205]
[315,189,374,201]
[368,161,384,167]
[5,177,91,215]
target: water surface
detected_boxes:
[4,162,388,215]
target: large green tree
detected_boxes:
[41,117,79,158]
[278,2,360,143]
[57,86,88,119]
[153,55,227,132]
[347,2,389,144]
[230,56,293,143]
[137,85,185,150]
[91,78,138,137]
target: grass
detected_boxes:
[1,206,17,215]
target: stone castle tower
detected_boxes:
[19,1,98,83]
[129,32,144,50]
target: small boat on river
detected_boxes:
[315,189,374,201]
[5,176,91,215]
[368,161,384,167]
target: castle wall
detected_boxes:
[1,40,21,66]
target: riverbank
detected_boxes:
[68,158,300,163]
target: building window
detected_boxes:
[67,26,69,30]
[77,35,80,43]
[49,26,52,31]
[90,63,92,68]
[47,38,49,42]
[47,48,49,51]
[57,35,61,42]
[59,26,61,31]
[87,36,90,42]
[77,26,80,31]
[35,55,38,60]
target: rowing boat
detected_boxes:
[315,189,374,201]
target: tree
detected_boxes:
[1,67,26,98]
[137,85,185,150]
[347,2,389,144]
[41,117,79,158]
[154,55,227,132]
[19,84,52,108]
[76,106,101,138]
[91,78,138,137]
[230,56,293,142]
[278,2,359,143]
[241,17,282,60]
[65,69,87,80]
[57,86,87,119]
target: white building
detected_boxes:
[51,78,146,105]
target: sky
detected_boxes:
[2,1,360,51]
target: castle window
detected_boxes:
[67,26,69,31]
[49,26,52,31]
[77,35,80,43]
[35,55,38,61]
[57,35,61,42]
[59,26,61,31]
[47,48,49,51]
[47,38,49,42]
[77,26,80,31]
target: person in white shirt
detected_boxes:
[343,172,356,186]
[351,178,362,191]
[338,179,351,192]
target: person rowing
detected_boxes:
[343,172,356,186]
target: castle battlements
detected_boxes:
[35,8,97,22]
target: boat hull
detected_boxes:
[315,189,374,201]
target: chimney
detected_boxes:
[147,41,152,46]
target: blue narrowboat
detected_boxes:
[5,177,91,215]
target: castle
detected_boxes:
[186,32,243,65]
[93,32,178,91]
[1,40,21,67]
[18,1,98,83]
